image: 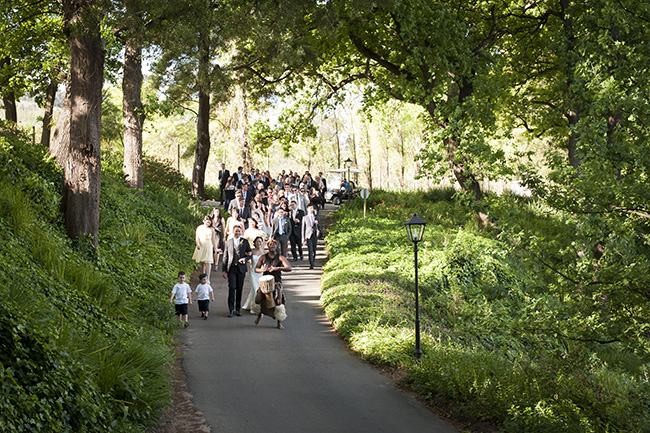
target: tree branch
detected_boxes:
[256,66,369,144]
[232,64,297,85]
[610,205,650,219]
[348,33,416,82]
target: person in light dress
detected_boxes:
[241,236,265,313]
[192,216,217,280]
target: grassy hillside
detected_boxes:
[322,190,650,432]
[0,125,201,432]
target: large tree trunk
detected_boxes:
[2,94,17,123]
[567,108,580,169]
[192,88,210,199]
[1,56,17,123]
[561,0,580,170]
[443,134,490,228]
[58,0,104,246]
[192,33,211,199]
[430,77,490,228]
[40,78,58,147]
[122,39,144,189]
[235,84,252,172]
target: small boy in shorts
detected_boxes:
[170,271,192,326]
[195,273,214,320]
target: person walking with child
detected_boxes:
[195,273,214,320]
[170,271,192,327]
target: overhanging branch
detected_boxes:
[256,65,370,144]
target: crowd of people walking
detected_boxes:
[172,164,328,330]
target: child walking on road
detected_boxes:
[170,271,192,327]
[195,273,214,320]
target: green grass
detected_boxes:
[322,190,650,432]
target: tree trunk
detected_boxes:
[399,131,405,189]
[561,0,580,170]
[436,76,490,228]
[1,56,17,123]
[59,0,104,246]
[2,93,17,123]
[50,83,71,158]
[192,32,211,199]
[235,84,252,172]
[567,108,580,169]
[334,114,341,168]
[122,39,144,189]
[40,78,57,147]
[392,109,405,189]
[192,88,210,199]
[349,109,358,186]
[364,119,373,189]
[443,134,490,228]
[384,134,390,189]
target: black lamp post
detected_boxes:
[404,213,427,359]
[344,157,352,202]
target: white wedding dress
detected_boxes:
[242,254,261,312]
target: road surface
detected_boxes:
[181,204,458,433]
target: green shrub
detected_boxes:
[322,189,650,432]
[143,157,191,192]
[0,303,106,433]
[0,128,200,431]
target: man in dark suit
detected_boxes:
[260,171,271,189]
[218,163,230,205]
[235,166,244,183]
[302,205,319,269]
[271,207,291,258]
[242,181,255,206]
[288,201,304,261]
[221,226,251,316]
[303,173,315,191]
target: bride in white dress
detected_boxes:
[242,236,265,312]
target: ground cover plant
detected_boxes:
[322,189,650,432]
[0,125,201,432]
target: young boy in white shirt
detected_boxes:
[195,273,214,320]
[170,271,192,327]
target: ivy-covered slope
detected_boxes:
[0,127,199,432]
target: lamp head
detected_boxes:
[344,158,352,169]
[404,213,426,243]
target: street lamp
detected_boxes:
[344,158,352,202]
[404,213,427,359]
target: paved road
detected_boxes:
[182,204,458,433]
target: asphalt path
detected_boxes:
[181,204,459,433]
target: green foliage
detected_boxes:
[0,303,106,433]
[322,190,650,432]
[0,0,66,106]
[141,157,192,194]
[101,88,124,148]
[0,128,199,431]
